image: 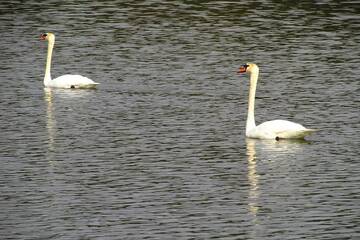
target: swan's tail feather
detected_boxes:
[276,129,318,139]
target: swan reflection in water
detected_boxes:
[246,138,311,228]
[44,88,94,161]
[45,88,56,161]
[246,138,259,217]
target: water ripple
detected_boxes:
[0,1,359,239]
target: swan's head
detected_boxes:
[40,33,55,42]
[238,63,259,74]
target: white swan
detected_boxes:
[40,33,99,89]
[238,63,316,140]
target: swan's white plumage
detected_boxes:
[246,119,316,139]
[41,32,99,89]
[47,75,99,89]
[239,63,316,140]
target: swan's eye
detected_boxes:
[241,64,249,69]
[238,64,249,73]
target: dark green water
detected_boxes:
[0,1,359,239]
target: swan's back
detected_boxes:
[247,120,316,139]
[47,74,99,89]
[257,120,306,132]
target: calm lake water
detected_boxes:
[0,1,359,239]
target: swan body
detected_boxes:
[45,74,98,89]
[247,119,316,139]
[238,63,316,140]
[40,33,99,89]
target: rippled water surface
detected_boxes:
[0,1,359,239]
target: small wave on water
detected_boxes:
[0,1,359,239]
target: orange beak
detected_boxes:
[40,34,47,40]
[238,65,247,73]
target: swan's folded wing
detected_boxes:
[276,129,318,139]
[76,83,99,89]
[52,75,99,89]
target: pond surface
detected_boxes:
[0,1,359,239]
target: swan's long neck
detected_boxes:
[44,39,54,85]
[246,69,259,135]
